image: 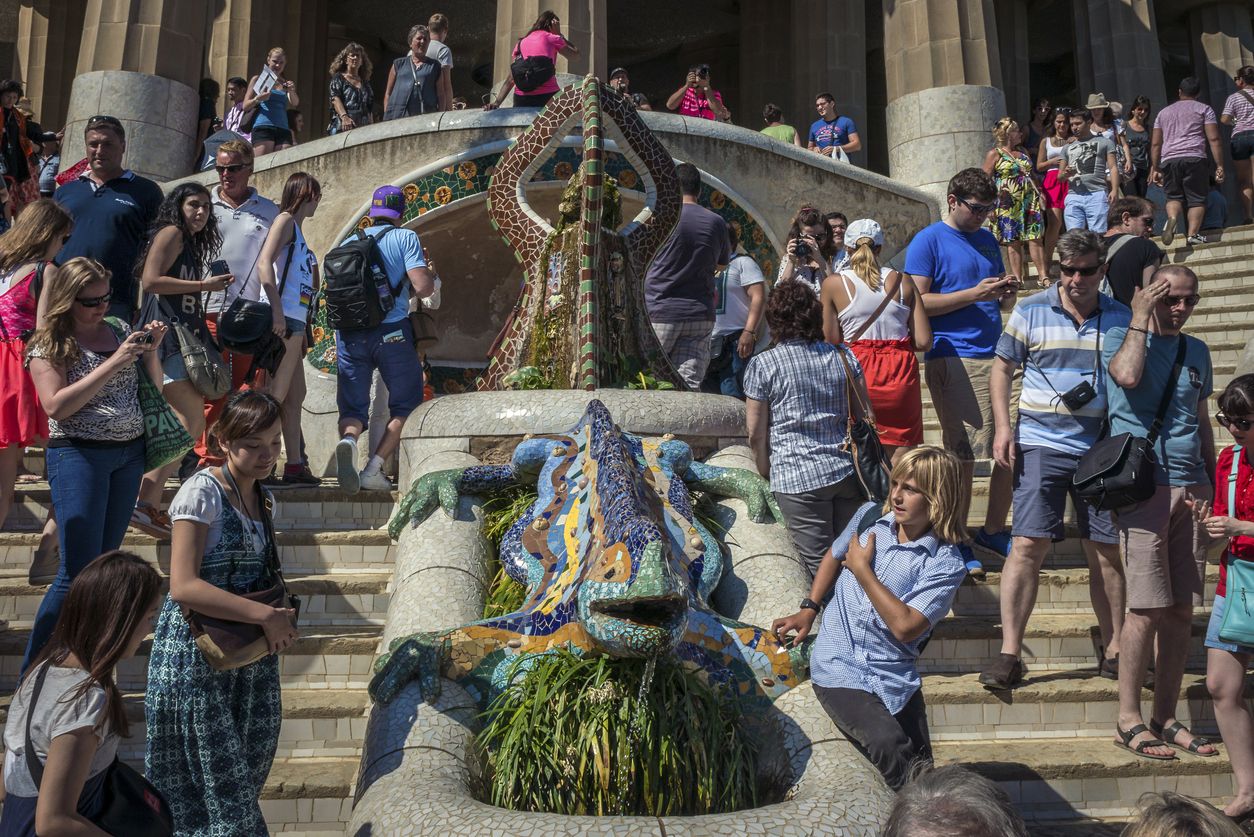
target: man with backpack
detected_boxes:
[323,185,436,493]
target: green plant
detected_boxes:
[502,365,552,391]
[480,485,537,619]
[624,371,676,391]
[472,649,768,816]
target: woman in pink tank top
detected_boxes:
[484,11,580,110]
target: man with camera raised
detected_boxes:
[666,64,729,122]
[979,229,1131,690]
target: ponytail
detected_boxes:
[849,238,881,291]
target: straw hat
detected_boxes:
[1085,92,1110,110]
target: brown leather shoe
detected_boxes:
[978,653,1025,690]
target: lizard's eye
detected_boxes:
[598,544,631,582]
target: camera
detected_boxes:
[696,64,710,79]
[209,259,230,277]
[794,241,812,259]
[1059,380,1097,411]
[135,331,154,345]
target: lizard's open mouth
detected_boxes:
[591,594,687,629]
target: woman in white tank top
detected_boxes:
[820,219,931,461]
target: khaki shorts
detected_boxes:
[924,356,1018,462]
[1115,483,1210,610]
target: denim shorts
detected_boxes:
[1204,593,1254,655]
[285,316,307,339]
[335,318,423,427]
[1012,444,1118,543]
[161,346,188,385]
[1232,133,1254,162]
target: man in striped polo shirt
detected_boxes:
[978,230,1132,690]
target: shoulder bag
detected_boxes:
[151,293,229,400]
[1219,444,1254,646]
[24,662,175,836]
[1072,337,1186,511]
[836,346,892,503]
[104,317,195,472]
[218,240,293,377]
[180,465,300,671]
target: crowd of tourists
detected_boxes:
[1,13,1254,832]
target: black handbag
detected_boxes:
[23,662,174,836]
[837,348,892,503]
[218,242,294,378]
[1073,338,1187,511]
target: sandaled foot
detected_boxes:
[1150,719,1219,757]
[1114,723,1176,760]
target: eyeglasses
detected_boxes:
[1217,412,1254,432]
[1161,294,1200,308]
[959,198,996,215]
[215,163,248,174]
[75,291,112,308]
[61,234,70,245]
[1059,263,1104,277]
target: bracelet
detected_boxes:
[1128,325,1150,335]
[744,329,757,338]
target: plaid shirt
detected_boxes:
[810,504,966,714]
[742,340,860,494]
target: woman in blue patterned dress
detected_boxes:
[145,391,297,835]
[983,117,1048,286]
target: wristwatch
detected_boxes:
[799,597,821,613]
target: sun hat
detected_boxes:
[370,185,404,220]
[1085,92,1109,109]
[845,218,884,249]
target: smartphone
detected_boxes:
[209,260,230,277]
[134,331,154,345]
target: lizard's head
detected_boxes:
[580,536,688,658]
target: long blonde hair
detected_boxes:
[0,198,72,272]
[25,258,111,369]
[881,447,969,545]
[849,237,884,291]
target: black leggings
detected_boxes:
[513,91,556,107]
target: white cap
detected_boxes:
[845,218,883,249]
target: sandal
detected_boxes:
[1114,723,1176,760]
[130,502,171,539]
[1150,719,1219,757]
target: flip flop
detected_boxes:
[1114,723,1176,761]
[1150,719,1219,757]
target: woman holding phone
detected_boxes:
[243,47,299,156]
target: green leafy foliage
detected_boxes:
[472,649,770,816]
[502,366,552,391]
[623,372,676,391]
[480,485,536,619]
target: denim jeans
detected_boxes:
[1064,189,1109,232]
[701,331,750,399]
[22,437,146,672]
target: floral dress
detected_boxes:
[990,148,1044,243]
[145,473,281,836]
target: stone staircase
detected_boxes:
[0,479,395,836]
[920,224,1254,833]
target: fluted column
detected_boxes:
[997,0,1032,124]
[883,0,1007,201]
[493,0,606,83]
[14,0,88,129]
[788,0,867,168]
[63,0,205,180]
[1074,0,1168,111]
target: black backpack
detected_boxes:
[510,40,555,93]
[322,227,401,332]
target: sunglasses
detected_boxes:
[1161,294,1200,308]
[215,163,249,174]
[959,197,996,215]
[86,115,123,130]
[1217,412,1254,432]
[75,291,112,308]
[1059,263,1103,277]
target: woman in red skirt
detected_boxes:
[0,199,71,529]
[820,218,931,463]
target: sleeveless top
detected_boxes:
[836,269,910,342]
[384,55,440,120]
[255,87,289,130]
[1043,137,1069,161]
[155,243,208,357]
[0,263,42,341]
[273,221,314,323]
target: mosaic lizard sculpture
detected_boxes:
[371,400,811,711]
[478,75,685,391]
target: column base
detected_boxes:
[886,84,1006,206]
[62,70,197,182]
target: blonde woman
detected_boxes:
[328,42,374,133]
[983,117,1047,285]
[820,218,930,464]
[21,258,166,672]
[243,47,299,155]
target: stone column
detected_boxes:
[883,0,1006,202]
[997,0,1032,124]
[14,0,88,130]
[62,0,205,181]
[738,0,792,134]
[789,0,867,168]
[493,0,606,83]
[1074,0,1168,111]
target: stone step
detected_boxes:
[258,756,357,834]
[0,625,382,691]
[922,671,1231,743]
[951,567,1221,618]
[0,570,391,627]
[917,611,1211,674]
[1027,821,1126,836]
[0,529,396,574]
[2,480,396,533]
[934,736,1240,822]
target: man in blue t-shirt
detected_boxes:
[906,168,1020,574]
[334,185,438,495]
[1102,264,1217,761]
[808,93,861,162]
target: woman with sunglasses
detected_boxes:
[1036,106,1075,281]
[21,257,166,672]
[1024,96,1052,159]
[1198,377,1254,826]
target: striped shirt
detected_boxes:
[809,503,966,714]
[742,340,859,494]
[995,287,1131,455]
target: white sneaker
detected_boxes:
[1186,233,1207,246]
[358,469,393,492]
[1162,215,1177,246]
[336,437,360,495]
